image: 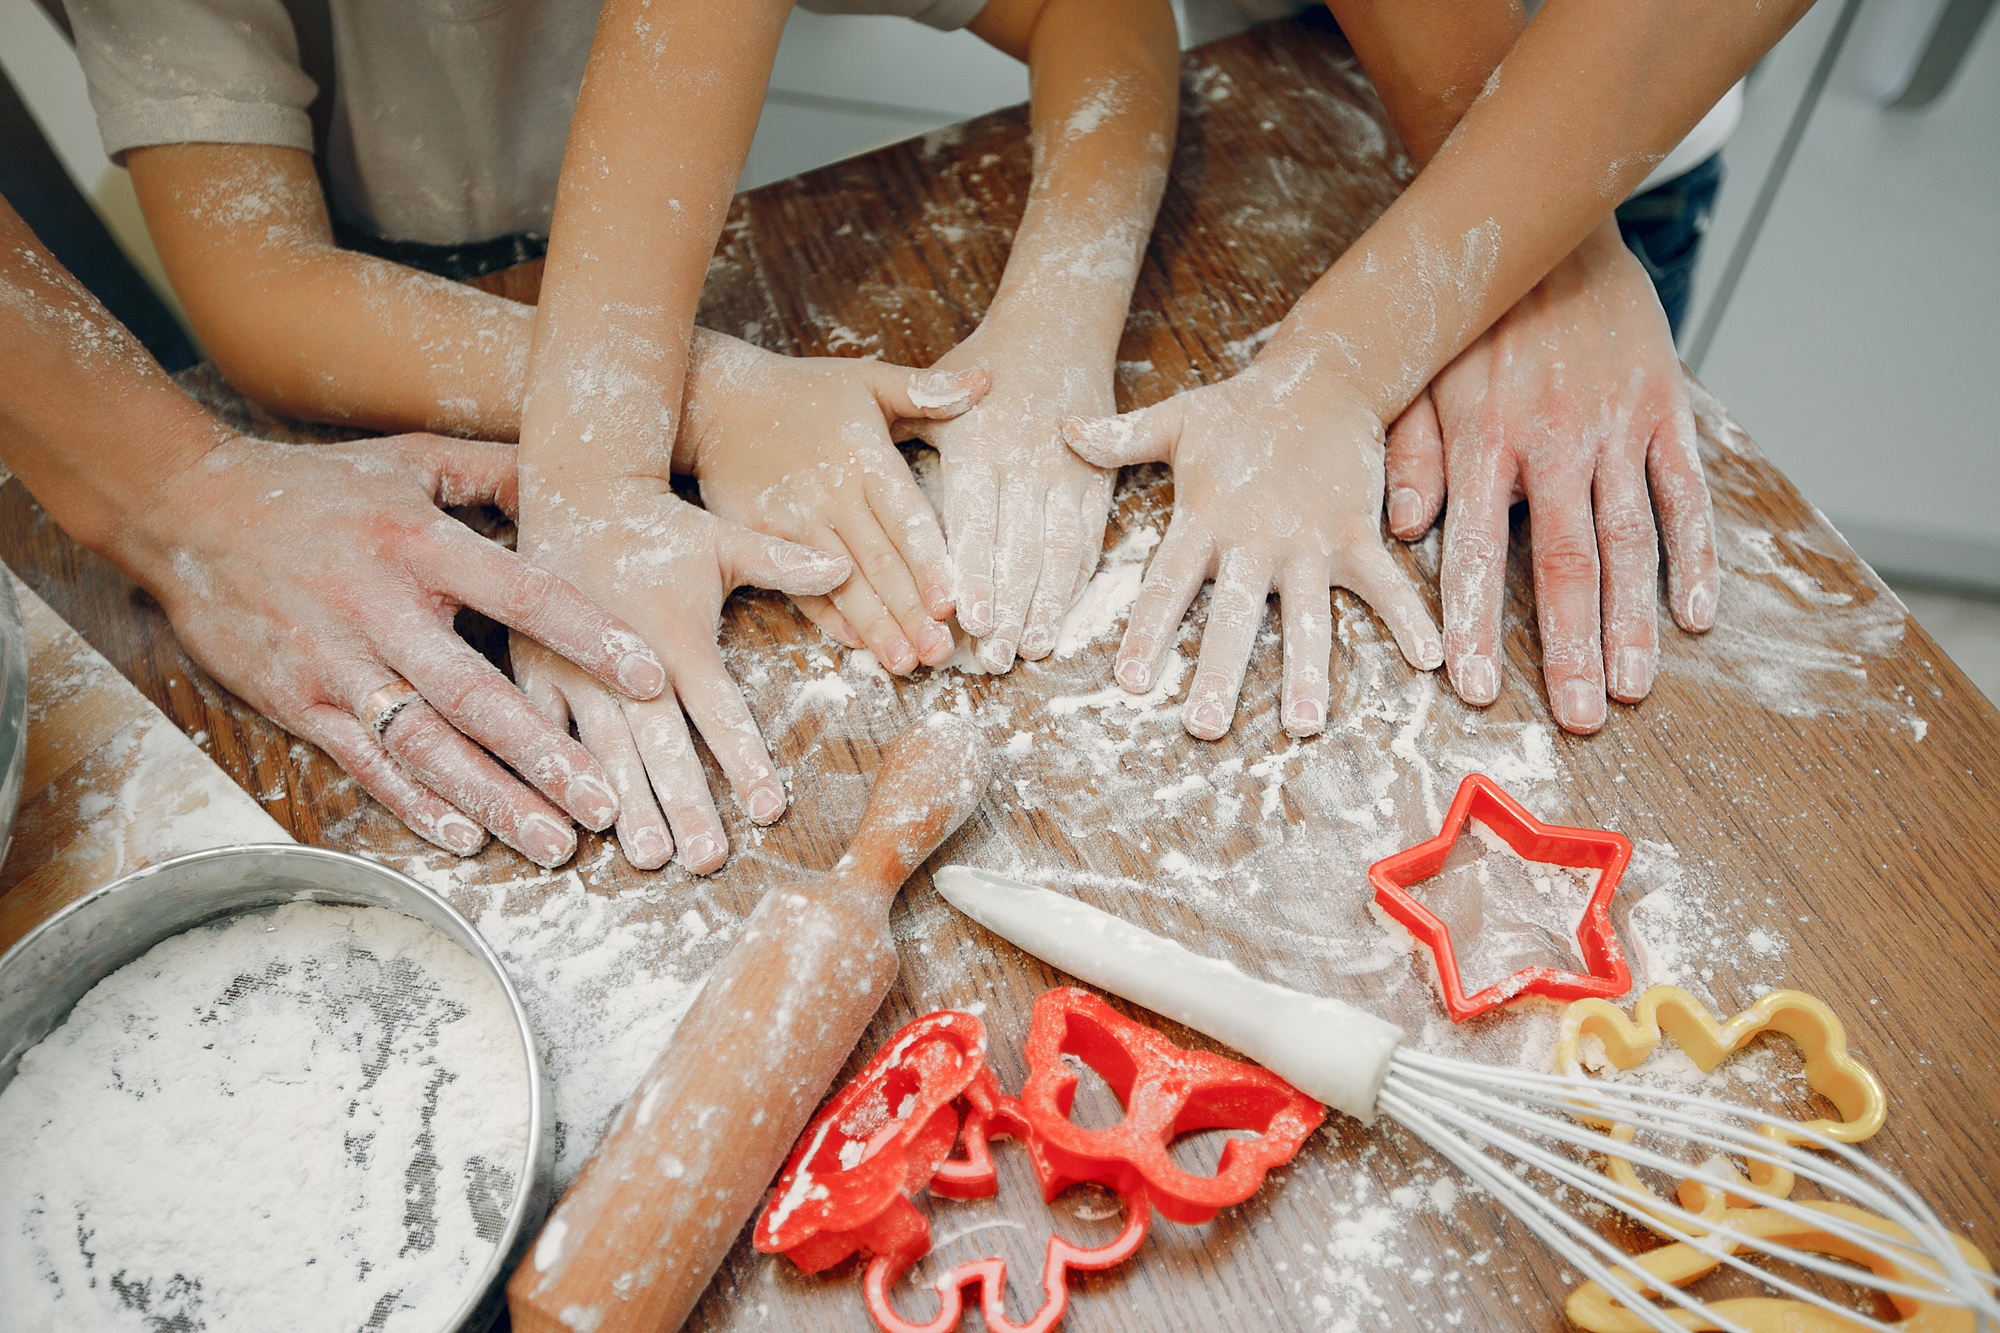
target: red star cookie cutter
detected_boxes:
[757,990,1324,1333]
[1368,772,1633,1022]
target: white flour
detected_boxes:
[0,903,529,1332]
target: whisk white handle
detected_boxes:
[935,867,1405,1123]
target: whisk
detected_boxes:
[935,867,2000,1333]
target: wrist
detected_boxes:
[73,420,230,582]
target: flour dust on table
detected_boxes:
[0,902,529,1332]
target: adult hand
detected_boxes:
[512,479,851,873]
[682,330,987,674]
[1382,223,1719,734]
[148,433,669,866]
[1062,359,1443,741]
[909,326,1117,672]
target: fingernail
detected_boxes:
[748,787,784,823]
[631,826,671,867]
[777,543,845,575]
[1188,700,1228,739]
[521,814,574,867]
[616,651,666,699]
[918,621,955,664]
[1558,678,1607,732]
[925,584,954,618]
[1389,487,1423,534]
[837,619,862,647]
[1457,654,1500,705]
[884,635,917,674]
[1614,647,1654,700]
[1020,627,1051,658]
[1116,658,1152,691]
[1288,699,1324,735]
[1686,580,1717,631]
[567,774,619,829]
[683,832,719,868]
[966,600,993,634]
[979,639,1016,673]
[1419,636,1445,671]
[438,813,485,857]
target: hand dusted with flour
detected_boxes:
[1062,0,1804,737]
[683,330,987,674]
[0,200,663,864]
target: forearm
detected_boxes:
[0,199,223,573]
[127,144,530,439]
[968,0,1178,372]
[1325,0,1523,166]
[1269,0,1809,424]
[518,0,787,496]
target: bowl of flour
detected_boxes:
[0,844,553,1332]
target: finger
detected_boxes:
[1059,401,1180,469]
[296,705,487,857]
[1019,490,1082,661]
[675,657,788,830]
[826,547,924,675]
[402,433,520,513]
[1525,476,1609,735]
[792,593,865,650]
[414,521,668,700]
[1648,400,1720,634]
[1278,559,1334,738]
[716,524,853,597]
[1594,445,1661,705]
[630,698,729,874]
[1440,454,1516,708]
[379,699,578,868]
[1182,547,1274,741]
[829,507,952,669]
[946,457,999,638]
[1337,541,1445,672]
[386,627,621,830]
[859,454,955,622]
[1073,471,1115,605]
[568,683,674,870]
[1115,520,1213,693]
[860,361,990,423]
[979,476,1043,672]
[515,645,573,731]
[1385,388,1447,539]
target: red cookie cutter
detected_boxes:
[1369,772,1633,1022]
[757,990,1326,1333]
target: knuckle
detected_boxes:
[1534,538,1599,587]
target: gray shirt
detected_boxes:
[68,0,988,247]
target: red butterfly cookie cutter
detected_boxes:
[755,988,1325,1333]
[1369,772,1633,1022]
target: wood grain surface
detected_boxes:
[3,17,1998,1333]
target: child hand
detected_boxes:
[1382,226,1719,734]
[681,332,988,674]
[906,329,1118,673]
[512,479,851,872]
[1061,362,1443,741]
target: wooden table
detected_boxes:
[5,17,1998,1332]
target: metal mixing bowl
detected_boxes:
[0,572,26,871]
[0,843,554,1333]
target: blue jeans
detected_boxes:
[1614,152,1724,338]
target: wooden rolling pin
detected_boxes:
[508,712,993,1332]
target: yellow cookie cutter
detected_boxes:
[1556,985,1887,1223]
[1565,1200,1995,1333]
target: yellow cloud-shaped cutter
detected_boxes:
[1555,985,1887,1225]
[1565,1199,1994,1333]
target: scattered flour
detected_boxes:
[0,903,528,1332]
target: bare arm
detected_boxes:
[911,0,1180,672]
[126,143,533,437]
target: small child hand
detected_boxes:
[904,330,1117,673]
[683,331,988,674]
[1062,362,1442,742]
[1381,227,1718,734]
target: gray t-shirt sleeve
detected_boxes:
[65,0,318,163]
[796,0,990,33]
